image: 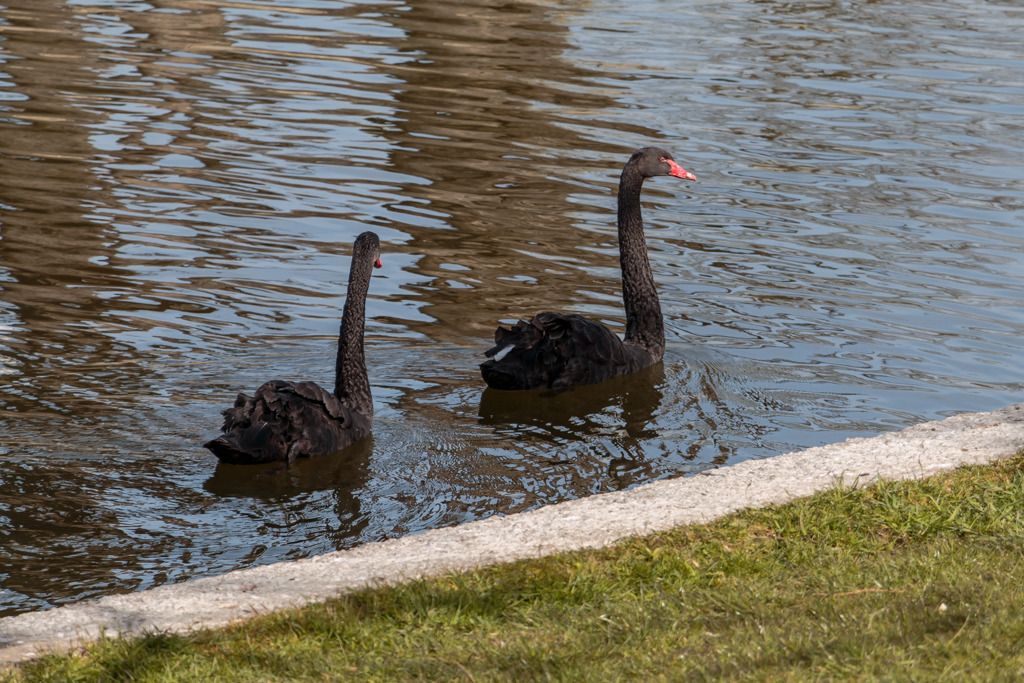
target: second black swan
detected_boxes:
[205,231,382,464]
[480,147,696,391]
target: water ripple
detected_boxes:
[0,0,1021,614]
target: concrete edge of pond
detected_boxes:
[2,403,1023,666]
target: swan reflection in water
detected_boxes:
[479,364,667,487]
[204,437,373,502]
[203,438,373,563]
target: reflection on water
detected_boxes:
[480,365,665,444]
[1,0,1022,614]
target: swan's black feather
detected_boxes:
[204,231,380,465]
[478,147,693,392]
[204,380,370,464]
[480,312,651,391]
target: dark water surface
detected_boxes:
[0,0,1021,615]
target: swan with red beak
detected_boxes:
[481,147,697,391]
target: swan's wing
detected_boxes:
[290,381,349,419]
[207,380,369,463]
[481,312,631,390]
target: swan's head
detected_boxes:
[632,147,696,182]
[354,231,383,269]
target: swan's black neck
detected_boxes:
[617,163,665,358]
[334,249,374,417]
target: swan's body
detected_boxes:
[205,380,372,465]
[205,232,382,464]
[480,313,654,391]
[480,147,695,391]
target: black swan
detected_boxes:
[480,147,696,391]
[204,231,383,464]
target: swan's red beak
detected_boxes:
[374,257,383,269]
[665,159,697,182]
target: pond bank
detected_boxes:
[2,403,1022,665]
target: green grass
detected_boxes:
[9,453,1024,682]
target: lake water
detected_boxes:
[0,0,1021,615]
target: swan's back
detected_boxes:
[204,380,371,464]
[480,312,654,391]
